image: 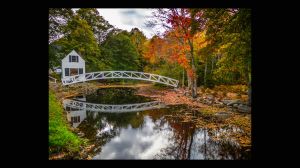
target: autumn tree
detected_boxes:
[143,35,183,85]
[148,9,206,98]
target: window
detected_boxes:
[69,55,78,62]
[65,68,69,76]
[79,68,83,74]
[71,116,80,123]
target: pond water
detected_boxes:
[64,87,250,160]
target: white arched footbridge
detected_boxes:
[63,99,165,113]
[62,71,179,87]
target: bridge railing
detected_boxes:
[61,71,179,87]
[63,99,165,113]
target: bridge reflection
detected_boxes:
[63,97,165,128]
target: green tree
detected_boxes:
[49,8,74,43]
[49,44,65,69]
[76,8,113,44]
[54,15,104,72]
[129,28,147,71]
[202,8,251,104]
[102,31,140,71]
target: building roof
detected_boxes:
[62,50,85,62]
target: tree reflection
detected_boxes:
[154,116,196,159]
[153,105,250,160]
[197,127,251,160]
[86,88,152,104]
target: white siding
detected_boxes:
[66,109,87,128]
[61,50,86,78]
[65,97,87,128]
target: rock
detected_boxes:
[215,112,231,119]
[205,100,212,105]
[214,100,220,104]
[222,99,231,105]
[207,95,214,100]
[227,99,242,106]
[237,105,251,113]
[233,104,239,108]
[214,104,225,108]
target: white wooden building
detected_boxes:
[61,50,85,78]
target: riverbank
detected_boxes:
[49,89,85,159]
[137,85,251,114]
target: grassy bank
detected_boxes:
[49,89,84,158]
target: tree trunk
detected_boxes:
[245,59,251,106]
[248,80,251,106]
[211,57,214,74]
[204,59,207,86]
[182,69,185,88]
[187,130,194,159]
[192,66,197,98]
[190,45,197,98]
[187,74,191,90]
[204,128,207,159]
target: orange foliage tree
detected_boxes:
[149,8,206,98]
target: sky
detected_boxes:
[97,8,163,39]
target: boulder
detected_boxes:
[215,112,231,119]
[227,99,242,106]
[237,105,251,113]
[205,100,210,104]
[222,99,232,105]
[214,104,225,108]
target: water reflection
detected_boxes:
[64,97,86,128]
[64,88,163,113]
[93,116,171,159]
[63,88,250,160]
